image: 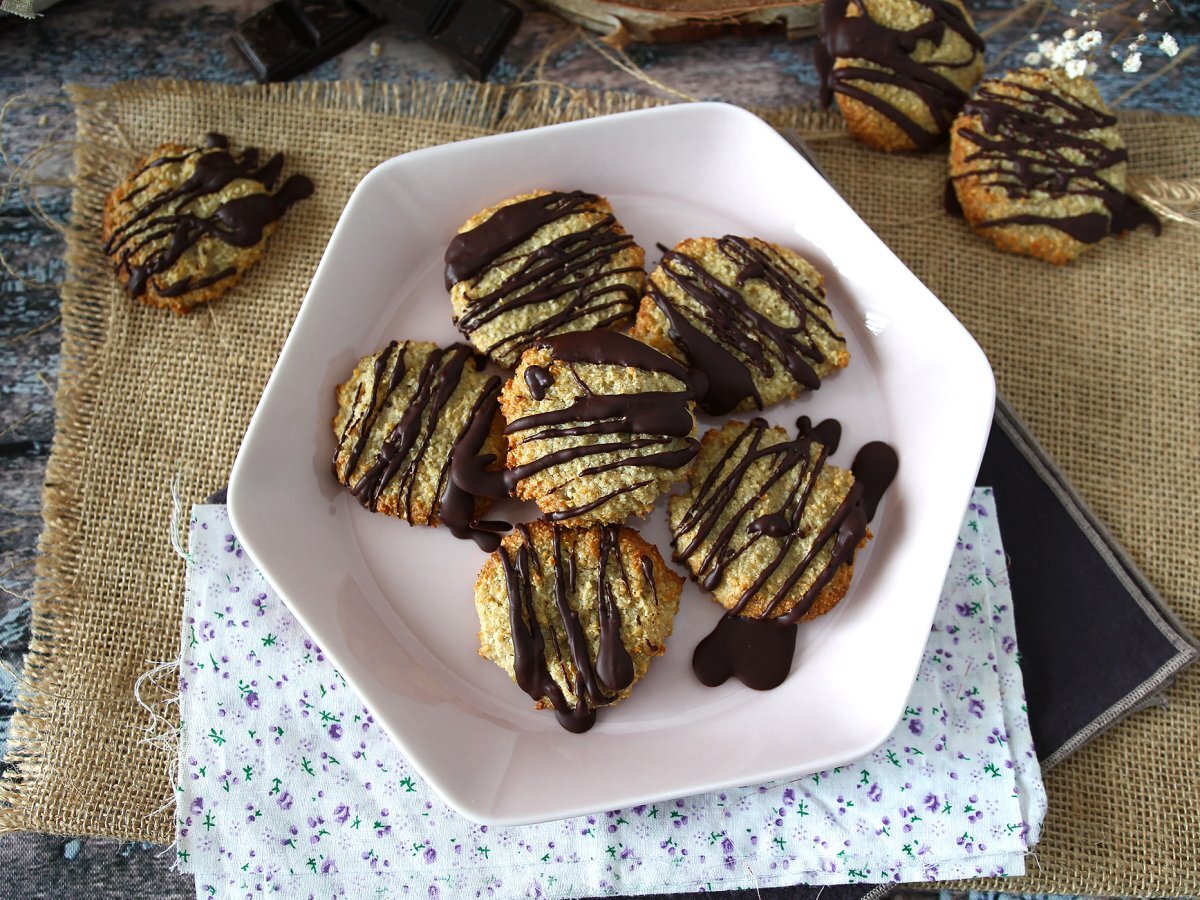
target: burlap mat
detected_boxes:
[0,79,1195,896]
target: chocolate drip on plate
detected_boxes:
[685,417,898,690]
[693,613,798,691]
[105,134,312,299]
[648,237,843,415]
[952,80,1159,241]
[499,523,637,733]
[816,0,984,150]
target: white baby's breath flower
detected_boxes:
[1037,2,1167,77]
[1051,40,1081,66]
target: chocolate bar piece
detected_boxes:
[377,0,522,81]
[233,0,384,82]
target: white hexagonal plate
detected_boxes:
[229,102,994,826]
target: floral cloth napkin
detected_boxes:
[175,488,1045,898]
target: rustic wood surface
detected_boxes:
[0,0,1196,896]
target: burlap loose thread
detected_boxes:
[0,79,1197,897]
[1128,172,1200,226]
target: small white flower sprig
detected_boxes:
[1021,0,1182,77]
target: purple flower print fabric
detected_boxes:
[175,489,1044,898]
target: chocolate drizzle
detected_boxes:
[331,342,509,551]
[104,134,312,299]
[443,190,643,364]
[453,331,699,522]
[513,332,700,520]
[683,417,898,690]
[815,0,984,150]
[524,365,554,400]
[648,237,844,415]
[952,78,1159,242]
[499,523,638,733]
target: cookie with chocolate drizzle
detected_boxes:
[474,520,683,733]
[949,68,1159,264]
[816,0,985,152]
[102,133,312,314]
[331,340,510,551]
[673,418,897,690]
[444,190,646,368]
[628,236,848,416]
[498,330,701,525]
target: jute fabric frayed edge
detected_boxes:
[0,79,1195,897]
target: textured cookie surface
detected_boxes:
[331,340,506,548]
[949,68,1151,264]
[102,133,312,314]
[445,190,645,368]
[500,330,699,525]
[816,0,984,152]
[474,520,683,732]
[628,236,848,416]
[669,417,867,623]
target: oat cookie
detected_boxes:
[949,68,1156,264]
[102,133,312,314]
[499,330,699,525]
[331,340,507,550]
[444,190,646,368]
[628,236,848,416]
[474,520,683,732]
[816,0,985,152]
[669,417,869,623]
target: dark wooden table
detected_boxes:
[1,1,1196,896]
